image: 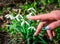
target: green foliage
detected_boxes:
[41,0,46,6]
[58,0,60,7]
[19,1,37,13]
[0,0,60,44]
[52,27,60,44]
[4,7,47,44]
[5,14,47,44]
[54,27,60,40]
[0,7,7,15]
[48,0,54,4]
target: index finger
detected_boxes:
[27,13,56,21]
[34,22,46,36]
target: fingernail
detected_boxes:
[49,37,53,41]
[45,26,50,30]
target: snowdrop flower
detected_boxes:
[27,7,36,13]
[12,8,18,12]
[28,26,36,30]
[28,13,32,16]
[26,13,32,18]
[19,15,23,19]
[25,21,30,26]
[5,14,23,21]
[21,19,25,22]
[15,14,20,21]
[26,7,36,19]
[15,14,24,21]
[21,21,25,26]
[5,14,10,18]
[21,20,30,26]
[5,14,15,20]
[20,16,30,26]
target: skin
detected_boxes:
[27,10,60,40]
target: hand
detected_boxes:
[27,10,60,40]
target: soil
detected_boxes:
[0,31,9,44]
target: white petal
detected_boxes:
[25,21,30,26]
[21,19,24,21]
[5,14,10,18]
[21,21,25,26]
[27,7,36,13]
[16,18,20,21]
[15,14,20,18]
[10,15,15,20]
[26,13,32,18]
[15,14,20,21]
[20,15,23,18]
[5,14,15,20]
[28,26,36,30]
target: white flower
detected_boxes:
[21,21,25,26]
[15,14,24,21]
[12,8,18,12]
[26,13,32,18]
[15,14,20,21]
[19,15,23,19]
[25,21,30,26]
[5,14,24,21]
[21,19,25,21]
[5,14,15,20]
[15,14,20,18]
[27,7,36,13]
[21,20,30,26]
[28,26,36,30]
[28,13,32,16]
[26,7,36,19]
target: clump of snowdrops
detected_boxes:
[5,7,47,44]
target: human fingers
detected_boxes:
[46,30,53,41]
[27,13,57,21]
[45,20,60,30]
[34,22,46,36]
[45,20,60,40]
[52,31,55,37]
